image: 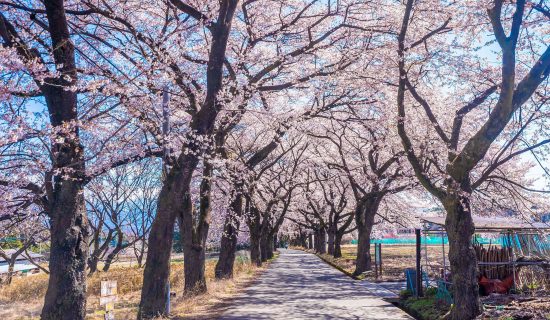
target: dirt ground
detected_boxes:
[478,293,550,320]
[322,244,550,320]
[322,244,445,281]
[0,255,271,319]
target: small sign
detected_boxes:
[100,280,117,320]
[99,295,118,306]
[101,281,118,296]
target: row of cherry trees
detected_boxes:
[0,1,548,320]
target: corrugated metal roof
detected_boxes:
[0,249,44,263]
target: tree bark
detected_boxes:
[138,165,190,319]
[183,242,207,294]
[249,222,262,266]
[42,192,89,320]
[181,162,212,295]
[353,197,379,276]
[327,227,336,256]
[444,191,481,320]
[334,233,343,258]
[138,1,238,316]
[5,260,15,285]
[314,228,327,254]
[39,1,90,318]
[215,194,242,279]
[260,230,274,261]
[88,256,99,275]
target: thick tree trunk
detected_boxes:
[215,194,242,279]
[327,227,336,256]
[41,193,89,320]
[182,163,212,295]
[444,192,481,320]
[298,231,307,248]
[138,168,189,319]
[260,232,270,262]
[38,1,90,319]
[314,228,327,254]
[246,201,263,266]
[139,1,237,315]
[354,197,379,276]
[183,243,207,294]
[308,234,313,249]
[354,226,372,275]
[249,223,262,266]
[334,233,343,258]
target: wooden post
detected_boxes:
[415,229,423,297]
[100,280,117,320]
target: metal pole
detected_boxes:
[509,232,516,292]
[374,243,378,279]
[415,229,423,297]
[442,232,446,280]
[378,243,383,276]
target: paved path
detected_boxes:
[220,249,412,319]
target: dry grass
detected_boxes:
[314,244,446,281]
[0,254,269,320]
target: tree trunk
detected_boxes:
[334,233,343,258]
[444,192,481,320]
[314,228,327,254]
[5,260,15,285]
[182,162,212,295]
[183,243,207,294]
[139,0,238,314]
[88,256,99,274]
[298,231,307,248]
[354,197,379,276]
[354,226,372,276]
[215,194,242,279]
[138,167,189,319]
[41,194,89,320]
[38,1,90,319]
[327,227,336,256]
[102,246,124,272]
[308,234,313,249]
[249,223,262,266]
[260,232,269,262]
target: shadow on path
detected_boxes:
[219,249,412,319]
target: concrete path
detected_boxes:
[220,249,413,319]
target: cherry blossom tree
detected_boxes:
[0,1,160,317]
[395,0,550,318]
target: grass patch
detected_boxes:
[399,287,450,320]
